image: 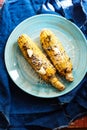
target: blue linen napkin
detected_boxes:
[0,0,87,129]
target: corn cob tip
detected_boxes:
[50,76,65,91]
[18,34,27,43]
[65,72,74,82]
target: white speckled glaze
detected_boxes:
[4,14,87,98]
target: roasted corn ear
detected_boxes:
[40,29,74,81]
[17,34,65,91]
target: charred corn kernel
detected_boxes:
[18,34,65,91]
[40,29,74,81]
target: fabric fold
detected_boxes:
[0,112,9,129]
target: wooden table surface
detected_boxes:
[69,116,87,128]
[0,0,87,128]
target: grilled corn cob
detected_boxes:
[17,34,65,91]
[40,29,74,81]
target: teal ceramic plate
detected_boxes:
[4,14,87,98]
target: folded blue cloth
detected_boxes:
[0,0,87,129]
